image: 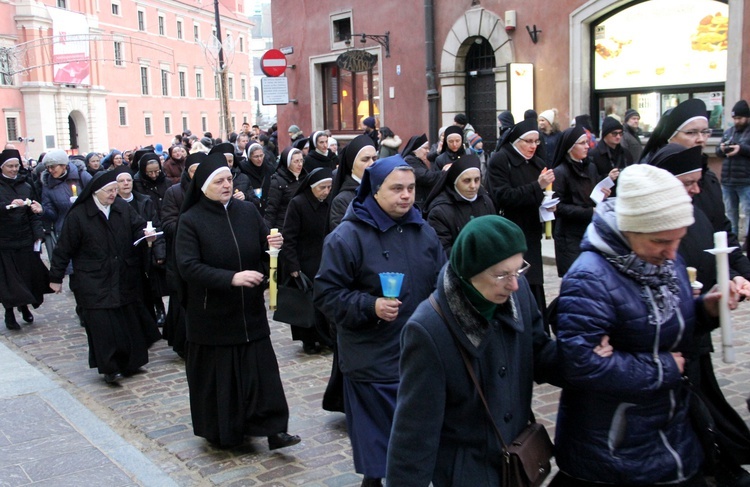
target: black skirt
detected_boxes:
[82,302,161,375]
[186,336,290,447]
[163,297,186,356]
[0,249,52,308]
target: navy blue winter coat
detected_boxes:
[314,200,445,382]
[41,162,92,233]
[554,201,706,484]
[386,264,559,486]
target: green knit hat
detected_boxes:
[450,215,527,280]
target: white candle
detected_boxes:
[713,231,735,363]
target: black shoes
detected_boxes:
[267,432,301,450]
[5,309,20,330]
[302,342,321,354]
[18,306,33,323]
[361,479,383,487]
[104,372,123,384]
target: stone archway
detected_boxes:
[438,7,514,128]
[68,110,87,153]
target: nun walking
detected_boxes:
[329,135,377,231]
[175,153,300,450]
[49,171,161,384]
[281,167,334,354]
[484,118,555,323]
[0,149,51,330]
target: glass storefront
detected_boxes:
[591,0,727,134]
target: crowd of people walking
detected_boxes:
[2,100,750,486]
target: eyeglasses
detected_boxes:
[609,131,624,137]
[676,129,712,138]
[518,138,541,146]
[486,260,531,282]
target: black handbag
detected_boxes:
[273,272,317,328]
[685,378,720,474]
[429,295,553,487]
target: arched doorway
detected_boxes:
[68,110,87,153]
[68,115,78,150]
[465,37,497,151]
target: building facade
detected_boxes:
[0,0,255,158]
[269,0,747,153]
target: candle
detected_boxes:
[268,228,279,310]
[71,184,77,197]
[709,231,735,363]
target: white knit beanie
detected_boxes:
[539,109,556,124]
[615,164,694,233]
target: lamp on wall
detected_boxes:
[357,100,380,126]
[344,32,391,58]
[526,25,541,44]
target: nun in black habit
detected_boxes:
[49,171,161,384]
[175,153,300,450]
[401,133,442,210]
[281,167,333,354]
[304,131,338,173]
[329,135,377,231]
[652,144,750,485]
[484,118,555,324]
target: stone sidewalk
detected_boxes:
[0,258,749,485]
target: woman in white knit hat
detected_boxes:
[538,108,562,166]
[550,164,735,486]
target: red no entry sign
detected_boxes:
[261,49,287,77]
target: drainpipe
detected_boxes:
[425,0,440,144]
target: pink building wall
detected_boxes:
[0,0,254,156]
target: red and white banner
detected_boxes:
[48,7,91,85]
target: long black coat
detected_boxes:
[484,146,546,285]
[425,189,495,256]
[281,191,329,281]
[238,158,275,215]
[264,165,305,231]
[304,149,337,173]
[161,172,189,287]
[49,198,147,309]
[552,156,600,276]
[0,176,43,250]
[176,197,270,346]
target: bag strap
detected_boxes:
[295,271,313,292]
[428,295,509,450]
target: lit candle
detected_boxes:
[71,184,77,197]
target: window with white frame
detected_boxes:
[113,41,123,66]
[201,115,207,133]
[158,14,165,36]
[137,9,145,31]
[144,115,152,136]
[182,115,188,132]
[195,72,203,98]
[111,1,120,16]
[214,74,219,99]
[161,69,169,96]
[228,75,234,100]
[0,49,14,85]
[241,77,247,100]
[239,36,244,53]
[178,70,186,97]
[140,66,149,95]
[164,115,171,134]
[176,20,183,40]
[118,104,127,126]
[330,11,353,50]
[56,0,67,9]
[194,23,200,42]
[5,115,18,142]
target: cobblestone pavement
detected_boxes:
[1,261,749,486]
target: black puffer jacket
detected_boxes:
[589,140,633,197]
[264,164,306,231]
[718,124,750,185]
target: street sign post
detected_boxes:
[260,49,287,77]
